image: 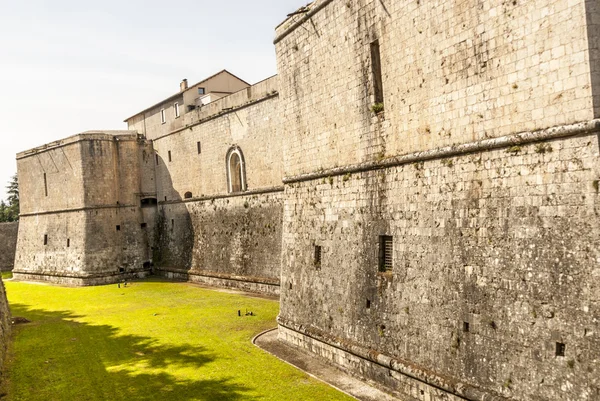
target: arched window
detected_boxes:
[226,146,246,193]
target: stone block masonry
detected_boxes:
[0,222,18,271]
[275,0,600,399]
[155,190,283,296]
[280,130,600,400]
[10,0,600,398]
[13,132,155,285]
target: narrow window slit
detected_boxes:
[370,40,384,104]
[556,342,565,357]
[314,245,322,270]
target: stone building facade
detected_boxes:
[12,0,600,399]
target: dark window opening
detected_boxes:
[67,238,70,248]
[314,245,322,270]
[116,225,121,231]
[43,173,48,197]
[164,196,167,202]
[168,150,172,162]
[366,299,371,309]
[143,261,151,269]
[370,40,384,104]
[463,322,470,332]
[556,342,565,357]
[378,235,393,272]
[289,282,292,290]
[155,154,159,165]
[197,141,202,154]
[119,267,125,273]
[198,87,205,95]
[184,192,193,199]
[230,153,242,192]
[226,147,246,193]
[44,234,48,245]
[141,223,147,229]
[141,198,157,207]
[171,219,174,231]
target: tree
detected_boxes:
[0,174,19,222]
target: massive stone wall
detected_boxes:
[156,192,283,295]
[280,131,600,400]
[0,222,18,271]
[14,133,155,285]
[276,0,596,177]
[152,77,284,294]
[275,0,600,399]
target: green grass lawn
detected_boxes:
[2,279,352,401]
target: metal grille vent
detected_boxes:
[379,235,393,272]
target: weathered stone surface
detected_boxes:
[11,1,600,399]
[275,0,600,399]
[13,133,155,285]
[0,222,18,271]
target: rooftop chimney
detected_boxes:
[180,79,188,92]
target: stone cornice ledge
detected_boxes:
[283,119,600,184]
[278,317,507,401]
[160,186,284,205]
[274,0,335,44]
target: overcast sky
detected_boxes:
[0,0,308,201]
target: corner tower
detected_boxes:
[13,131,157,285]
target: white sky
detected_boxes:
[0,0,308,201]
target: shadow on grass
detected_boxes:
[6,303,256,401]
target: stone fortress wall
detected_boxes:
[10,0,600,398]
[13,132,156,285]
[150,76,284,294]
[275,0,599,400]
[0,222,18,271]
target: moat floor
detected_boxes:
[1,279,354,401]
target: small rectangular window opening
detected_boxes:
[171,219,174,232]
[197,141,202,154]
[160,108,166,124]
[463,322,470,333]
[43,173,48,197]
[198,87,205,95]
[168,150,172,162]
[370,40,384,104]
[378,235,393,272]
[314,245,322,270]
[174,102,180,118]
[43,234,48,245]
[141,223,147,229]
[67,238,70,248]
[556,342,565,357]
[116,225,121,231]
[155,153,159,165]
[366,299,371,309]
